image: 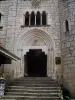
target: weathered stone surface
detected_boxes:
[59,0,75,95]
[1,0,75,96]
[0,0,61,79]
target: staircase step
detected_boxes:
[1,95,60,99]
[6,86,60,89]
[13,79,57,81]
[15,77,52,80]
[1,99,16,100]
[12,83,59,85]
[6,90,60,93]
[12,82,58,84]
[5,89,60,93]
[5,92,60,97]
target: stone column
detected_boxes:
[47,13,49,25]
[23,14,25,26]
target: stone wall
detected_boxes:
[0,0,61,80]
[59,0,75,95]
[1,0,75,95]
[0,0,9,47]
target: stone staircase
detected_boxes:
[1,77,62,100]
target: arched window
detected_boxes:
[65,20,69,32]
[42,11,46,25]
[25,12,29,26]
[36,11,41,25]
[30,12,35,25]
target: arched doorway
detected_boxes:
[24,49,47,77]
[16,28,55,78]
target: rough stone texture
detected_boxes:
[59,0,75,95]
[0,0,61,80]
[0,0,65,94]
[1,0,75,96]
[1,77,61,100]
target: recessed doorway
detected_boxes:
[24,49,47,77]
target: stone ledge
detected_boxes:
[21,25,51,28]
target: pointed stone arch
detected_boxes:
[16,28,56,78]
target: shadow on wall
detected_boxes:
[61,84,71,100]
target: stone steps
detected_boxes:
[6,87,60,90]
[5,89,60,93]
[15,77,51,80]
[12,81,58,84]
[6,86,60,89]
[11,82,59,86]
[6,92,58,97]
[1,77,61,100]
[10,84,59,87]
[13,79,57,83]
[1,95,60,100]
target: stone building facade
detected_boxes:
[59,0,75,95]
[0,0,75,95]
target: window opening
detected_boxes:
[42,11,46,25]
[30,12,35,25]
[65,20,69,32]
[36,11,41,25]
[25,12,29,26]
